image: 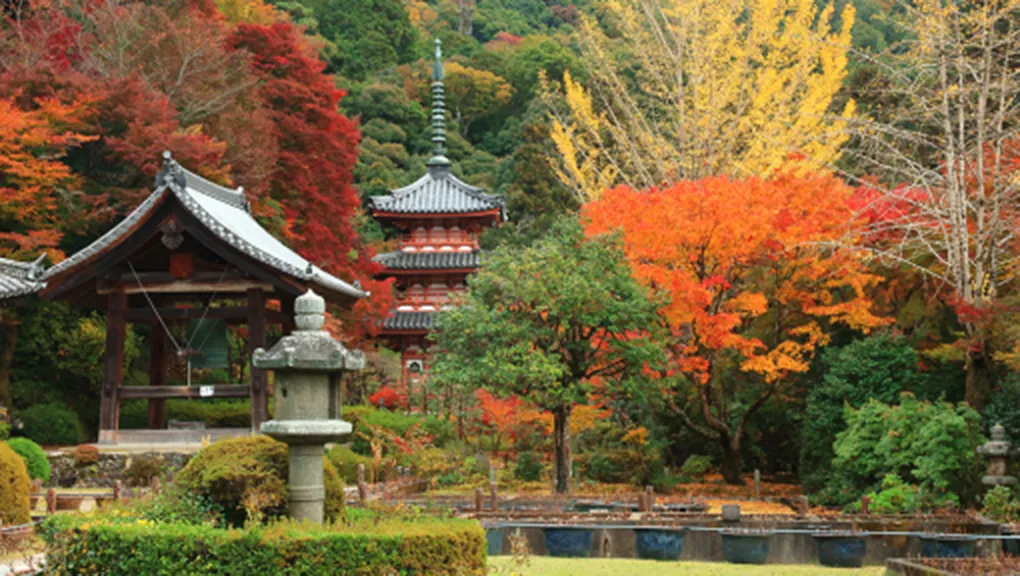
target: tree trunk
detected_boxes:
[458,0,473,36]
[553,407,572,494]
[719,437,744,486]
[0,314,17,409]
[964,344,992,411]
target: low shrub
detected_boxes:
[40,512,485,575]
[17,402,83,446]
[679,454,712,478]
[514,451,543,482]
[327,446,373,484]
[123,453,164,487]
[821,393,984,508]
[983,485,1020,524]
[133,485,226,527]
[0,422,9,441]
[0,442,30,525]
[345,406,455,453]
[5,437,50,483]
[73,444,99,466]
[175,435,343,526]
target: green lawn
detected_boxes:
[488,557,885,575]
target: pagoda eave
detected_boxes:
[377,267,477,276]
[372,209,502,220]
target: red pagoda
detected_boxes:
[369,40,506,407]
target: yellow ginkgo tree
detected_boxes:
[543,0,856,202]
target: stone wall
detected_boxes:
[46,451,193,488]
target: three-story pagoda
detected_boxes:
[369,40,505,406]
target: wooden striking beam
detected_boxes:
[99,280,274,295]
[118,384,251,400]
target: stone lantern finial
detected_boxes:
[294,289,325,332]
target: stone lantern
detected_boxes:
[252,289,364,522]
[978,423,1018,487]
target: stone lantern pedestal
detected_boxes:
[978,423,1017,488]
[252,290,364,523]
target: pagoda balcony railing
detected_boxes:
[398,241,477,252]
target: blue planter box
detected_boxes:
[721,532,772,564]
[543,528,594,557]
[813,533,868,568]
[634,528,687,561]
[486,529,502,556]
[920,535,976,558]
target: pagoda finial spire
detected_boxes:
[427,38,451,173]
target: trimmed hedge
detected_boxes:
[119,399,253,429]
[6,437,51,483]
[40,513,486,575]
[0,442,30,525]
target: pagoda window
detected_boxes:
[449,226,464,243]
[412,226,428,243]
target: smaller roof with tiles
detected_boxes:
[382,311,435,332]
[374,250,480,271]
[369,168,505,219]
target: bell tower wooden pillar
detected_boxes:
[247,287,269,431]
[147,327,168,430]
[99,289,126,443]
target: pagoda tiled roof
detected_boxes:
[369,169,505,218]
[374,250,480,271]
[0,254,46,301]
[382,311,435,331]
[41,153,367,301]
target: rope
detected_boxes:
[126,260,230,354]
[0,520,43,534]
[129,261,182,354]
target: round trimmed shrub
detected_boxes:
[175,435,343,525]
[18,403,84,446]
[0,442,31,525]
[6,437,50,483]
[327,445,372,483]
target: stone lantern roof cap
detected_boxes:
[252,289,365,372]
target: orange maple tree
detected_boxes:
[583,172,888,484]
[0,95,99,258]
